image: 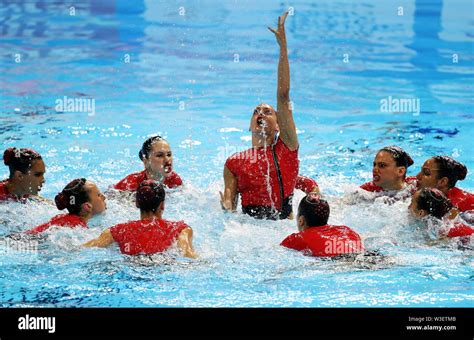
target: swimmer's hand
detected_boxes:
[219,189,235,212]
[447,207,460,220]
[268,11,288,46]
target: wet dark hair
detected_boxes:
[297,193,330,227]
[136,180,165,213]
[139,135,167,161]
[55,178,89,215]
[3,147,42,179]
[415,188,453,219]
[379,146,414,168]
[432,156,467,188]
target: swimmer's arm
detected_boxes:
[177,227,197,259]
[268,11,298,151]
[83,229,114,248]
[295,175,320,195]
[29,195,54,205]
[220,166,238,212]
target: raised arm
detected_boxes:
[268,12,298,151]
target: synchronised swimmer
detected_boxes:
[1,12,473,259]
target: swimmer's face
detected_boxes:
[416,158,444,190]
[143,140,173,179]
[372,151,406,190]
[84,181,107,215]
[17,159,46,195]
[408,191,427,218]
[249,104,279,136]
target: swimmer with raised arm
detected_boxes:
[220,11,318,220]
[84,180,196,258]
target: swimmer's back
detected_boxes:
[26,214,87,234]
[110,219,188,255]
[281,225,364,257]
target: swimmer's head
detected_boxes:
[372,146,413,190]
[409,188,453,219]
[55,178,107,216]
[249,103,279,137]
[139,136,174,180]
[416,156,467,191]
[136,180,166,214]
[3,147,45,195]
[297,193,330,231]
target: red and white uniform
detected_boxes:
[26,214,87,234]
[110,219,188,255]
[114,170,183,191]
[281,225,364,257]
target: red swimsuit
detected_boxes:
[225,137,300,219]
[446,187,474,212]
[0,180,29,202]
[110,219,188,255]
[114,170,183,191]
[360,176,418,192]
[26,214,87,234]
[446,222,474,238]
[281,225,364,257]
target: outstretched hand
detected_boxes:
[268,11,289,46]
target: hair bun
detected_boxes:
[405,154,414,167]
[137,185,155,202]
[3,148,16,166]
[55,192,69,210]
[455,163,467,180]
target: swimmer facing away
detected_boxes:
[1,148,46,202]
[281,193,364,257]
[416,156,473,212]
[26,178,107,234]
[221,11,318,220]
[114,135,183,192]
[84,180,197,258]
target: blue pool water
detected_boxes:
[0,0,473,307]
